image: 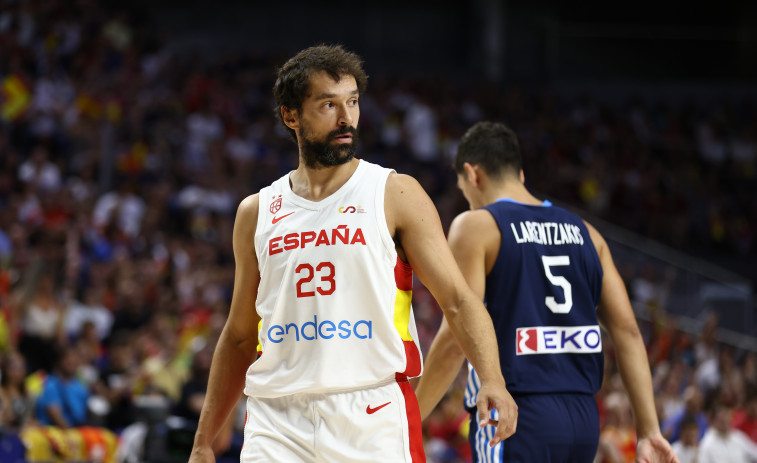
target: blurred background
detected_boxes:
[0,0,755,462]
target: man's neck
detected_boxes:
[289,158,360,202]
[483,182,542,207]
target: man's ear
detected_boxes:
[281,106,299,131]
[463,162,479,186]
[520,169,525,184]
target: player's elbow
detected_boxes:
[440,288,479,321]
[221,323,259,358]
[609,318,644,346]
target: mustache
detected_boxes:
[327,126,358,140]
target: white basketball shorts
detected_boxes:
[241,376,425,462]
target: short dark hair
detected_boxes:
[455,121,522,179]
[273,44,368,141]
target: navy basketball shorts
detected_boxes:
[468,393,599,463]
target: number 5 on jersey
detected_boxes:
[542,255,572,313]
[296,262,336,297]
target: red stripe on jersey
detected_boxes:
[402,340,422,377]
[394,257,413,291]
[396,373,426,462]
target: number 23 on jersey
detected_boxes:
[296,262,336,297]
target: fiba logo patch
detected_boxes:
[516,325,602,355]
[270,195,282,214]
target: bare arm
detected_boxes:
[414,209,498,419]
[190,195,262,462]
[587,222,677,463]
[415,317,465,419]
[387,174,516,444]
[211,407,236,456]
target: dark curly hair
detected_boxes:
[273,44,368,142]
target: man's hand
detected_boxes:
[636,433,679,463]
[188,445,215,463]
[476,381,518,446]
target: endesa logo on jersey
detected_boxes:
[267,315,373,344]
[516,325,602,355]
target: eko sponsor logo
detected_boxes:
[516,325,601,355]
[267,315,373,343]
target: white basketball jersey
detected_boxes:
[246,160,423,398]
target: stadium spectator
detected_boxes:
[733,387,757,443]
[34,345,90,428]
[92,330,140,431]
[64,284,114,342]
[597,392,638,463]
[670,415,699,463]
[656,359,688,424]
[698,402,757,463]
[91,179,146,240]
[17,144,61,194]
[0,350,34,430]
[662,385,709,443]
[17,267,67,374]
[175,345,212,423]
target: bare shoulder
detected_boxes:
[385,172,429,204]
[582,219,608,257]
[450,209,497,236]
[448,209,500,267]
[385,172,438,234]
[233,193,260,253]
[238,193,260,217]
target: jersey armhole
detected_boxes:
[374,168,398,262]
[482,206,507,278]
[254,186,271,266]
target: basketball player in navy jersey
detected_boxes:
[415,122,677,462]
[189,47,517,463]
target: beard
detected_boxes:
[299,124,358,169]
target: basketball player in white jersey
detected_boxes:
[188,45,517,462]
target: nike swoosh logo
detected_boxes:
[366,402,391,414]
[272,211,295,224]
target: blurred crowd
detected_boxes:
[0,1,756,462]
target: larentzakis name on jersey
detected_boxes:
[269,225,367,255]
[510,221,585,246]
[267,315,373,343]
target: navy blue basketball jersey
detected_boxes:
[465,199,603,409]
